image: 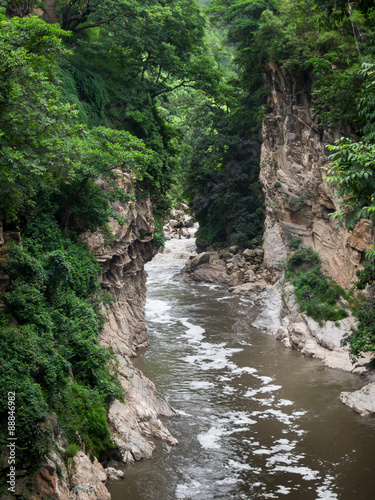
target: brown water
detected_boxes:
[108,238,375,500]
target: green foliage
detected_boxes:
[152,216,166,249]
[64,443,80,458]
[185,102,264,247]
[341,262,375,361]
[287,236,302,248]
[286,247,348,325]
[326,138,375,230]
[0,11,74,222]
[0,214,122,460]
[58,55,110,128]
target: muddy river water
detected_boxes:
[108,237,375,499]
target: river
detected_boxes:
[108,237,375,500]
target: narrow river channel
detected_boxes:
[108,237,375,500]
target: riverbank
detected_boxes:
[177,230,375,417]
[108,234,375,500]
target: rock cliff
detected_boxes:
[7,174,178,500]
[256,63,375,414]
[84,174,178,468]
[260,62,374,287]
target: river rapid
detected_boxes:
[108,237,375,500]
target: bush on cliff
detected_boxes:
[285,247,348,325]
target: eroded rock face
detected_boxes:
[83,175,178,467]
[260,63,374,287]
[83,174,156,356]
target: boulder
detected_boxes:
[243,248,257,261]
[229,280,271,297]
[220,252,233,261]
[170,219,183,229]
[70,452,110,500]
[191,264,229,284]
[340,383,375,416]
[229,254,242,267]
[105,467,125,481]
[189,252,211,272]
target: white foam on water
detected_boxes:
[145,299,172,324]
[277,399,294,407]
[227,459,252,471]
[239,297,254,305]
[255,375,274,385]
[183,343,243,371]
[180,318,205,343]
[197,426,224,449]
[177,410,193,417]
[231,366,258,376]
[221,410,258,427]
[189,381,215,390]
[316,487,339,499]
[176,480,202,499]
[222,385,236,395]
[215,477,239,485]
[217,296,235,301]
[316,476,339,499]
[264,408,298,426]
[253,448,272,456]
[271,465,320,481]
[244,384,282,398]
[256,397,275,406]
[275,485,292,495]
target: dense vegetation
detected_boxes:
[1,0,375,492]
[285,246,349,325]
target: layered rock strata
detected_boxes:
[257,63,375,414]
[83,175,178,464]
[260,62,374,288]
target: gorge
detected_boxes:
[1,1,375,499]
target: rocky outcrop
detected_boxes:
[163,203,195,240]
[181,246,280,293]
[253,280,373,373]
[84,174,156,356]
[83,174,178,467]
[12,450,110,500]
[340,383,375,416]
[260,62,374,287]
[10,175,178,500]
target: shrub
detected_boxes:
[285,246,349,325]
[64,443,80,458]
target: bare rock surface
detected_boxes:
[260,62,374,288]
[340,383,375,416]
[108,355,178,463]
[84,173,156,355]
[69,452,109,500]
[105,467,125,481]
[18,174,178,499]
[191,263,229,284]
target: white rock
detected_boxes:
[340,383,375,416]
[105,467,124,481]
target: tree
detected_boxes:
[0,11,74,222]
